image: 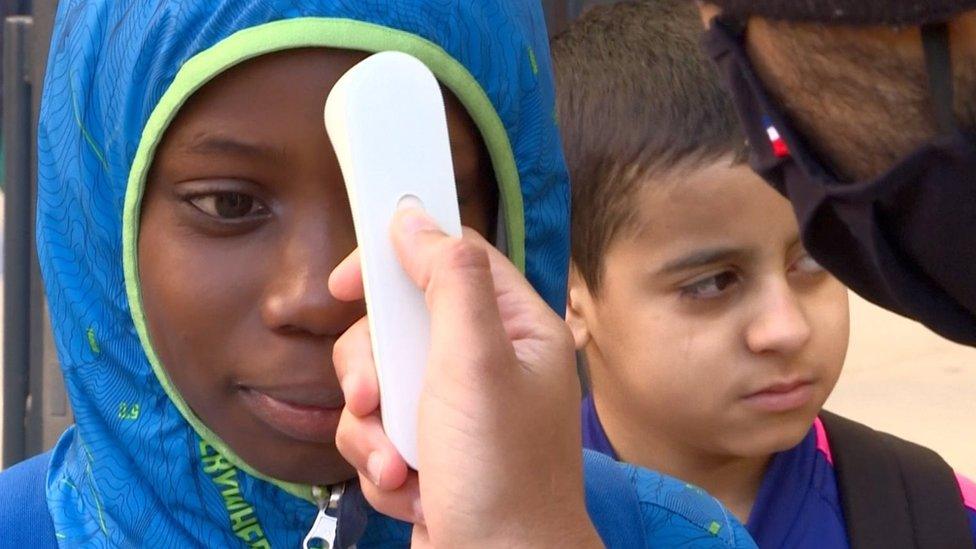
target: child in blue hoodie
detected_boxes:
[555,2,976,547]
[0,1,757,548]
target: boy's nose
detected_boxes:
[261,242,364,338]
[745,281,813,356]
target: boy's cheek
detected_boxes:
[808,285,851,383]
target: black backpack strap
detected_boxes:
[819,411,972,549]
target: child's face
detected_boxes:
[139,49,497,484]
[569,160,849,460]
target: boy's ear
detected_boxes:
[565,265,593,350]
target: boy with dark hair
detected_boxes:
[553,2,976,547]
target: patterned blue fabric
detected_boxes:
[583,450,756,549]
[631,467,756,548]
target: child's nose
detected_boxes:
[260,240,364,337]
[745,281,813,356]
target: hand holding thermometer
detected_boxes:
[324,51,462,469]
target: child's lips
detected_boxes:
[741,379,815,413]
[239,386,344,443]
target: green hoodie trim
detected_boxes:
[122,17,526,502]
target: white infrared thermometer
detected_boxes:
[325,51,462,469]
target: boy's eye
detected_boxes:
[188,192,268,220]
[790,253,826,276]
[680,271,740,299]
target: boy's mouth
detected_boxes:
[741,378,815,413]
[239,385,344,443]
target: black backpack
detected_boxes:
[819,411,973,549]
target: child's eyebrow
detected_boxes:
[658,247,754,275]
[181,133,285,163]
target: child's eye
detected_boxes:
[790,253,826,276]
[188,192,269,220]
[680,271,740,300]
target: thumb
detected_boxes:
[390,207,515,380]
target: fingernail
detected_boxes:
[366,452,385,486]
[397,194,425,211]
[396,195,437,234]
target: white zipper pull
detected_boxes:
[304,484,345,549]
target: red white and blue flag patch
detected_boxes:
[763,116,790,158]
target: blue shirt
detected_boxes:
[581,396,976,547]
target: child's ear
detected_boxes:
[565,265,593,350]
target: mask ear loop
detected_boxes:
[921,22,957,135]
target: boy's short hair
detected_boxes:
[552,0,745,291]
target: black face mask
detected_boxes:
[704,16,976,346]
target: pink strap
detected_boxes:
[813,417,834,465]
[957,473,976,511]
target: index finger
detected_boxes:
[329,248,363,302]
[332,315,379,417]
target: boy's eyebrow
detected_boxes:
[182,133,285,162]
[658,247,753,275]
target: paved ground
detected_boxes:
[1,185,973,475]
[827,293,976,477]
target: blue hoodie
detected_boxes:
[0,1,756,547]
